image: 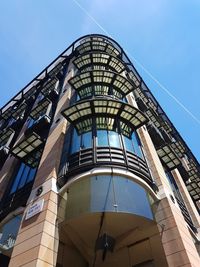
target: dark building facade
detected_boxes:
[0,34,199,267]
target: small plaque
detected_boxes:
[25,199,44,220]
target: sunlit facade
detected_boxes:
[0,34,199,267]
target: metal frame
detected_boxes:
[73,52,126,73]
[61,97,147,137]
[157,145,181,170]
[30,98,52,120]
[41,77,58,96]
[75,39,120,57]
[11,132,44,160]
[69,70,137,100]
[0,128,15,147]
[58,146,154,190]
[0,33,199,204]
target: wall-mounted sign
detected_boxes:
[25,199,44,220]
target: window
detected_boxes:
[70,129,81,154]
[97,130,109,146]
[123,132,143,158]
[81,131,92,149]
[69,126,142,156]
[66,175,153,220]
[70,128,92,154]
[0,214,22,257]
[165,171,196,231]
[108,130,121,148]
[10,163,36,194]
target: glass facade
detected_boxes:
[66,175,153,220]
[0,214,22,252]
[69,127,143,158]
[9,163,36,194]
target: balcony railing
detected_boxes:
[58,147,154,190]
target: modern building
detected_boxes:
[0,34,199,267]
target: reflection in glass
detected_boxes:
[108,130,121,148]
[97,130,109,146]
[71,129,81,154]
[0,215,22,252]
[82,131,92,149]
[66,175,153,220]
[132,132,143,158]
[123,132,143,158]
[10,163,36,194]
[69,126,143,158]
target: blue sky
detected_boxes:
[0,0,200,161]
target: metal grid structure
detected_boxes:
[69,70,136,99]
[11,132,44,161]
[0,33,199,204]
[62,98,147,137]
[73,52,126,73]
[30,98,52,120]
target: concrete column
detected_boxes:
[8,78,72,266]
[138,126,200,267]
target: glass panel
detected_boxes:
[26,168,37,183]
[114,176,153,219]
[108,130,121,148]
[18,165,30,189]
[123,132,143,158]
[70,129,81,154]
[65,175,153,220]
[10,164,25,194]
[123,135,134,152]
[10,163,36,194]
[97,130,108,146]
[27,118,35,128]
[0,214,22,251]
[90,175,115,212]
[81,131,92,149]
[132,132,143,158]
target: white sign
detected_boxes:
[25,199,44,220]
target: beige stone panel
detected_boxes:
[45,209,57,224]
[155,205,173,222]
[32,127,65,187]
[166,250,190,267]
[43,220,58,238]
[32,85,71,189]
[20,260,38,267]
[138,127,172,196]
[38,245,57,265]
[172,169,200,228]
[36,259,54,267]
[9,246,40,267]
[14,259,54,267]
[0,156,18,199]
[161,226,180,244]
[186,250,200,267]
[41,231,59,252]
[163,238,185,256]
[180,265,193,267]
[158,215,177,231]
[16,221,45,245]
[48,191,58,204]
[46,199,58,214]
[20,211,47,233]
[155,197,170,212]
[12,232,43,257]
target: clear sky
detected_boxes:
[0,0,200,161]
